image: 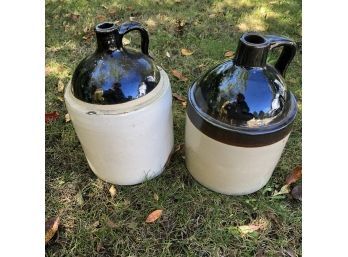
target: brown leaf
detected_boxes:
[45,112,59,123]
[106,217,117,228]
[174,143,184,154]
[171,69,188,81]
[154,193,159,201]
[224,50,234,58]
[181,48,193,56]
[272,184,291,196]
[109,185,117,198]
[181,101,187,108]
[282,249,297,257]
[69,13,80,22]
[57,80,65,92]
[285,166,302,185]
[172,92,186,102]
[291,184,302,201]
[45,217,60,244]
[145,209,163,223]
[96,15,107,22]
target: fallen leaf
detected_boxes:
[109,185,117,198]
[272,184,291,196]
[57,96,64,102]
[69,13,80,22]
[224,50,234,58]
[282,249,297,257]
[96,242,104,252]
[209,13,216,18]
[106,217,117,228]
[172,92,186,102]
[76,191,84,205]
[166,51,171,58]
[145,18,157,28]
[122,37,131,45]
[96,15,107,22]
[57,80,65,92]
[154,193,159,201]
[45,112,59,123]
[181,48,193,56]
[92,220,100,228]
[45,217,60,244]
[65,113,71,122]
[285,166,302,185]
[171,69,188,81]
[238,218,268,236]
[174,143,184,154]
[181,101,187,108]
[145,209,163,223]
[291,184,302,201]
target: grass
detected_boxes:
[45,0,302,256]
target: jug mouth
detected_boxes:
[241,33,268,47]
[95,22,117,33]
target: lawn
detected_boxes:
[45,0,302,256]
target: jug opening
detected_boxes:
[95,22,116,32]
[244,34,266,45]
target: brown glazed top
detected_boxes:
[187,33,298,147]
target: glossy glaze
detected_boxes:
[187,32,297,146]
[65,68,174,185]
[72,21,160,104]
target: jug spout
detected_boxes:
[234,32,269,68]
[95,22,118,52]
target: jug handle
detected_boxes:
[117,21,149,55]
[265,35,297,77]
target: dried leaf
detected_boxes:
[57,80,65,92]
[285,166,302,185]
[181,48,193,56]
[171,69,188,81]
[96,15,107,22]
[282,249,297,257]
[109,185,117,198]
[154,193,159,201]
[238,218,268,236]
[57,96,64,102]
[45,112,59,123]
[45,217,60,244]
[172,92,186,102]
[122,37,131,45]
[174,143,184,154]
[166,51,171,58]
[69,13,80,22]
[291,184,302,201]
[96,242,104,252]
[224,50,234,58]
[145,18,157,28]
[92,220,100,228]
[181,101,187,108]
[65,113,71,123]
[145,209,163,223]
[272,184,291,196]
[209,13,216,18]
[106,217,117,228]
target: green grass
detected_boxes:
[45,0,302,256]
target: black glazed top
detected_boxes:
[189,32,298,134]
[72,22,160,104]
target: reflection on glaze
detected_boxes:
[72,21,160,104]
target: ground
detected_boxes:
[45,0,302,256]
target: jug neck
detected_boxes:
[95,22,118,53]
[234,33,270,68]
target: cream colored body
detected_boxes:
[185,115,289,195]
[64,68,174,185]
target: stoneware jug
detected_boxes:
[65,21,174,185]
[185,32,297,195]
